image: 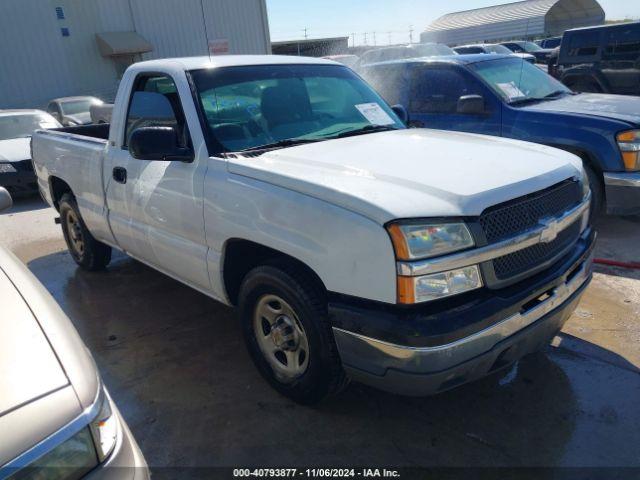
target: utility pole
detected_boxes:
[302,27,308,40]
[409,25,414,44]
[388,31,392,45]
[373,31,377,46]
[351,32,355,48]
[363,32,368,45]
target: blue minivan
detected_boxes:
[361,54,640,217]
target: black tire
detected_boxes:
[584,164,604,222]
[238,262,348,405]
[59,193,112,271]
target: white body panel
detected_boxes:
[31,55,582,306]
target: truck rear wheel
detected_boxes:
[238,262,348,404]
[59,193,112,271]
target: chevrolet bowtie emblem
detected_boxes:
[539,217,560,243]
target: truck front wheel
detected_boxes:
[238,263,348,404]
[59,193,112,271]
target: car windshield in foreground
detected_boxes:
[0,114,60,141]
[470,57,572,105]
[190,64,405,153]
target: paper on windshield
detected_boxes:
[496,82,525,100]
[355,103,395,126]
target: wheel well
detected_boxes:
[222,239,326,306]
[49,176,72,211]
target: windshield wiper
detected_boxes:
[327,125,399,139]
[509,90,569,106]
[236,138,323,153]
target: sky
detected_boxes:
[266,0,640,45]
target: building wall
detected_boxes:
[421,17,546,45]
[0,0,270,109]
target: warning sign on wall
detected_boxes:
[208,39,230,55]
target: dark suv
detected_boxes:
[553,22,640,95]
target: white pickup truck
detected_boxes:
[32,55,595,404]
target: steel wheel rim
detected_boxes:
[65,210,85,258]
[253,294,310,383]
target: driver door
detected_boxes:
[105,73,210,291]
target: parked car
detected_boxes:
[0,110,60,197]
[0,188,148,479]
[32,55,594,404]
[361,54,640,217]
[46,96,104,126]
[357,43,455,68]
[501,41,554,63]
[90,103,113,124]
[322,54,359,68]
[537,36,562,49]
[552,22,640,95]
[453,43,536,63]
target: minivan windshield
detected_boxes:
[470,57,571,104]
[0,113,61,141]
[191,64,405,152]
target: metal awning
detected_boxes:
[95,31,153,57]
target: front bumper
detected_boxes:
[330,229,595,396]
[604,172,640,216]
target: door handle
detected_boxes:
[113,167,127,184]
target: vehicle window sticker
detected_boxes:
[496,82,526,100]
[355,103,395,126]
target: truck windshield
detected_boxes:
[0,114,60,141]
[190,64,405,152]
[469,57,571,104]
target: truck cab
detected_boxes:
[32,56,594,404]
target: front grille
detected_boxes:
[492,221,582,280]
[480,180,582,243]
[479,180,583,285]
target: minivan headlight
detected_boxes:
[616,130,640,171]
[387,222,474,260]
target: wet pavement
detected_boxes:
[1,197,639,470]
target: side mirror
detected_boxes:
[457,95,486,115]
[391,104,409,125]
[0,187,13,213]
[129,127,193,162]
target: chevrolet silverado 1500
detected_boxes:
[32,56,594,404]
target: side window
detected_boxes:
[124,75,189,148]
[567,31,601,58]
[361,66,405,106]
[409,67,479,114]
[603,26,640,61]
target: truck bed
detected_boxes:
[52,123,110,141]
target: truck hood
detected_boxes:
[0,268,69,417]
[227,129,581,224]
[0,137,31,162]
[521,93,640,126]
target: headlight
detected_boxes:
[387,222,474,260]
[13,428,98,479]
[0,163,17,173]
[398,266,483,304]
[616,130,640,171]
[89,394,118,462]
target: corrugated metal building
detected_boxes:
[421,0,605,46]
[0,0,271,108]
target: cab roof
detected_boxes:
[363,53,514,68]
[131,55,340,73]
